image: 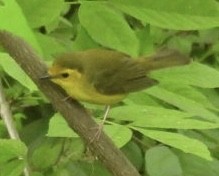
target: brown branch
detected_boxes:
[0,30,140,176]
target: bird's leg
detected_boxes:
[91,105,110,142]
[99,104,111,131]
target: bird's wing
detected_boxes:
[87,56,157,95]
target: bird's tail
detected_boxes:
[139,49,191,71]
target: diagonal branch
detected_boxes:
[0,30,140,176]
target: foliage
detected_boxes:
[0,0,219,175]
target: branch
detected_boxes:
[0,79,20,139]
[0,79,30,176]
[0,30,140,176]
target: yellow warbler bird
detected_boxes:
[43,48,190,136]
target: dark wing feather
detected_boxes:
[85,54,157,95]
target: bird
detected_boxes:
[42,48,190,139]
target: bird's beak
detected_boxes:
[40,74,61,80]
[39,75,52,80]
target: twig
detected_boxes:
[0,30,140,176]
[0,79,30,176]
[0,80,19,139]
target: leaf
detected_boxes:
[65,138,85,161]
[0,53,38,92]
[104,124,132,148]
[146,146,182,176]
[176,151,219,176]
[0,159,25,176]
[35,32,67,60]
[79,1,139,56]
[0,139,27,163]
[110,105,194,121]
[136,26,154,56]
[159,85,218,112]
[133,117,219,130]
[125,91,161,106]
[0,140,25,176]
[72,26,99,51]
[111,0,219,30]
[16,0,65,28]
[146,86,219,122]
[0,0,42,54]
[110,105,219,129]
[150,62,219,88]
[134,128,212,161]
[47,113,78,138]
[30,138,63,169]
[121,141,143,170]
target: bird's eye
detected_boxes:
[61,73,69,78]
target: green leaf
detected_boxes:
[16,0,65,28]
[0,139,27,163]
[0,53,38,92]
[125,91,161,106]
[0,0,42,54]
[159,85,218,112]
[136,26,154,56]
[146,146,182,176]
[133,117,219,129]
[104,124,132,148]
[47,113,78,138]
[35,32,67,60]
[111,0,219,30]
[72,26,99,51]
[30,137,63,169]
[134,128,212,161]
[176,151,219,176]
[64,138,84,161]
[150,62,219,88]
[110,105,219,129]
[110,105,193,122]
[79,1,139,56]
[146,86,219,122]
[0,159,25,176]
[122,141,143,170]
